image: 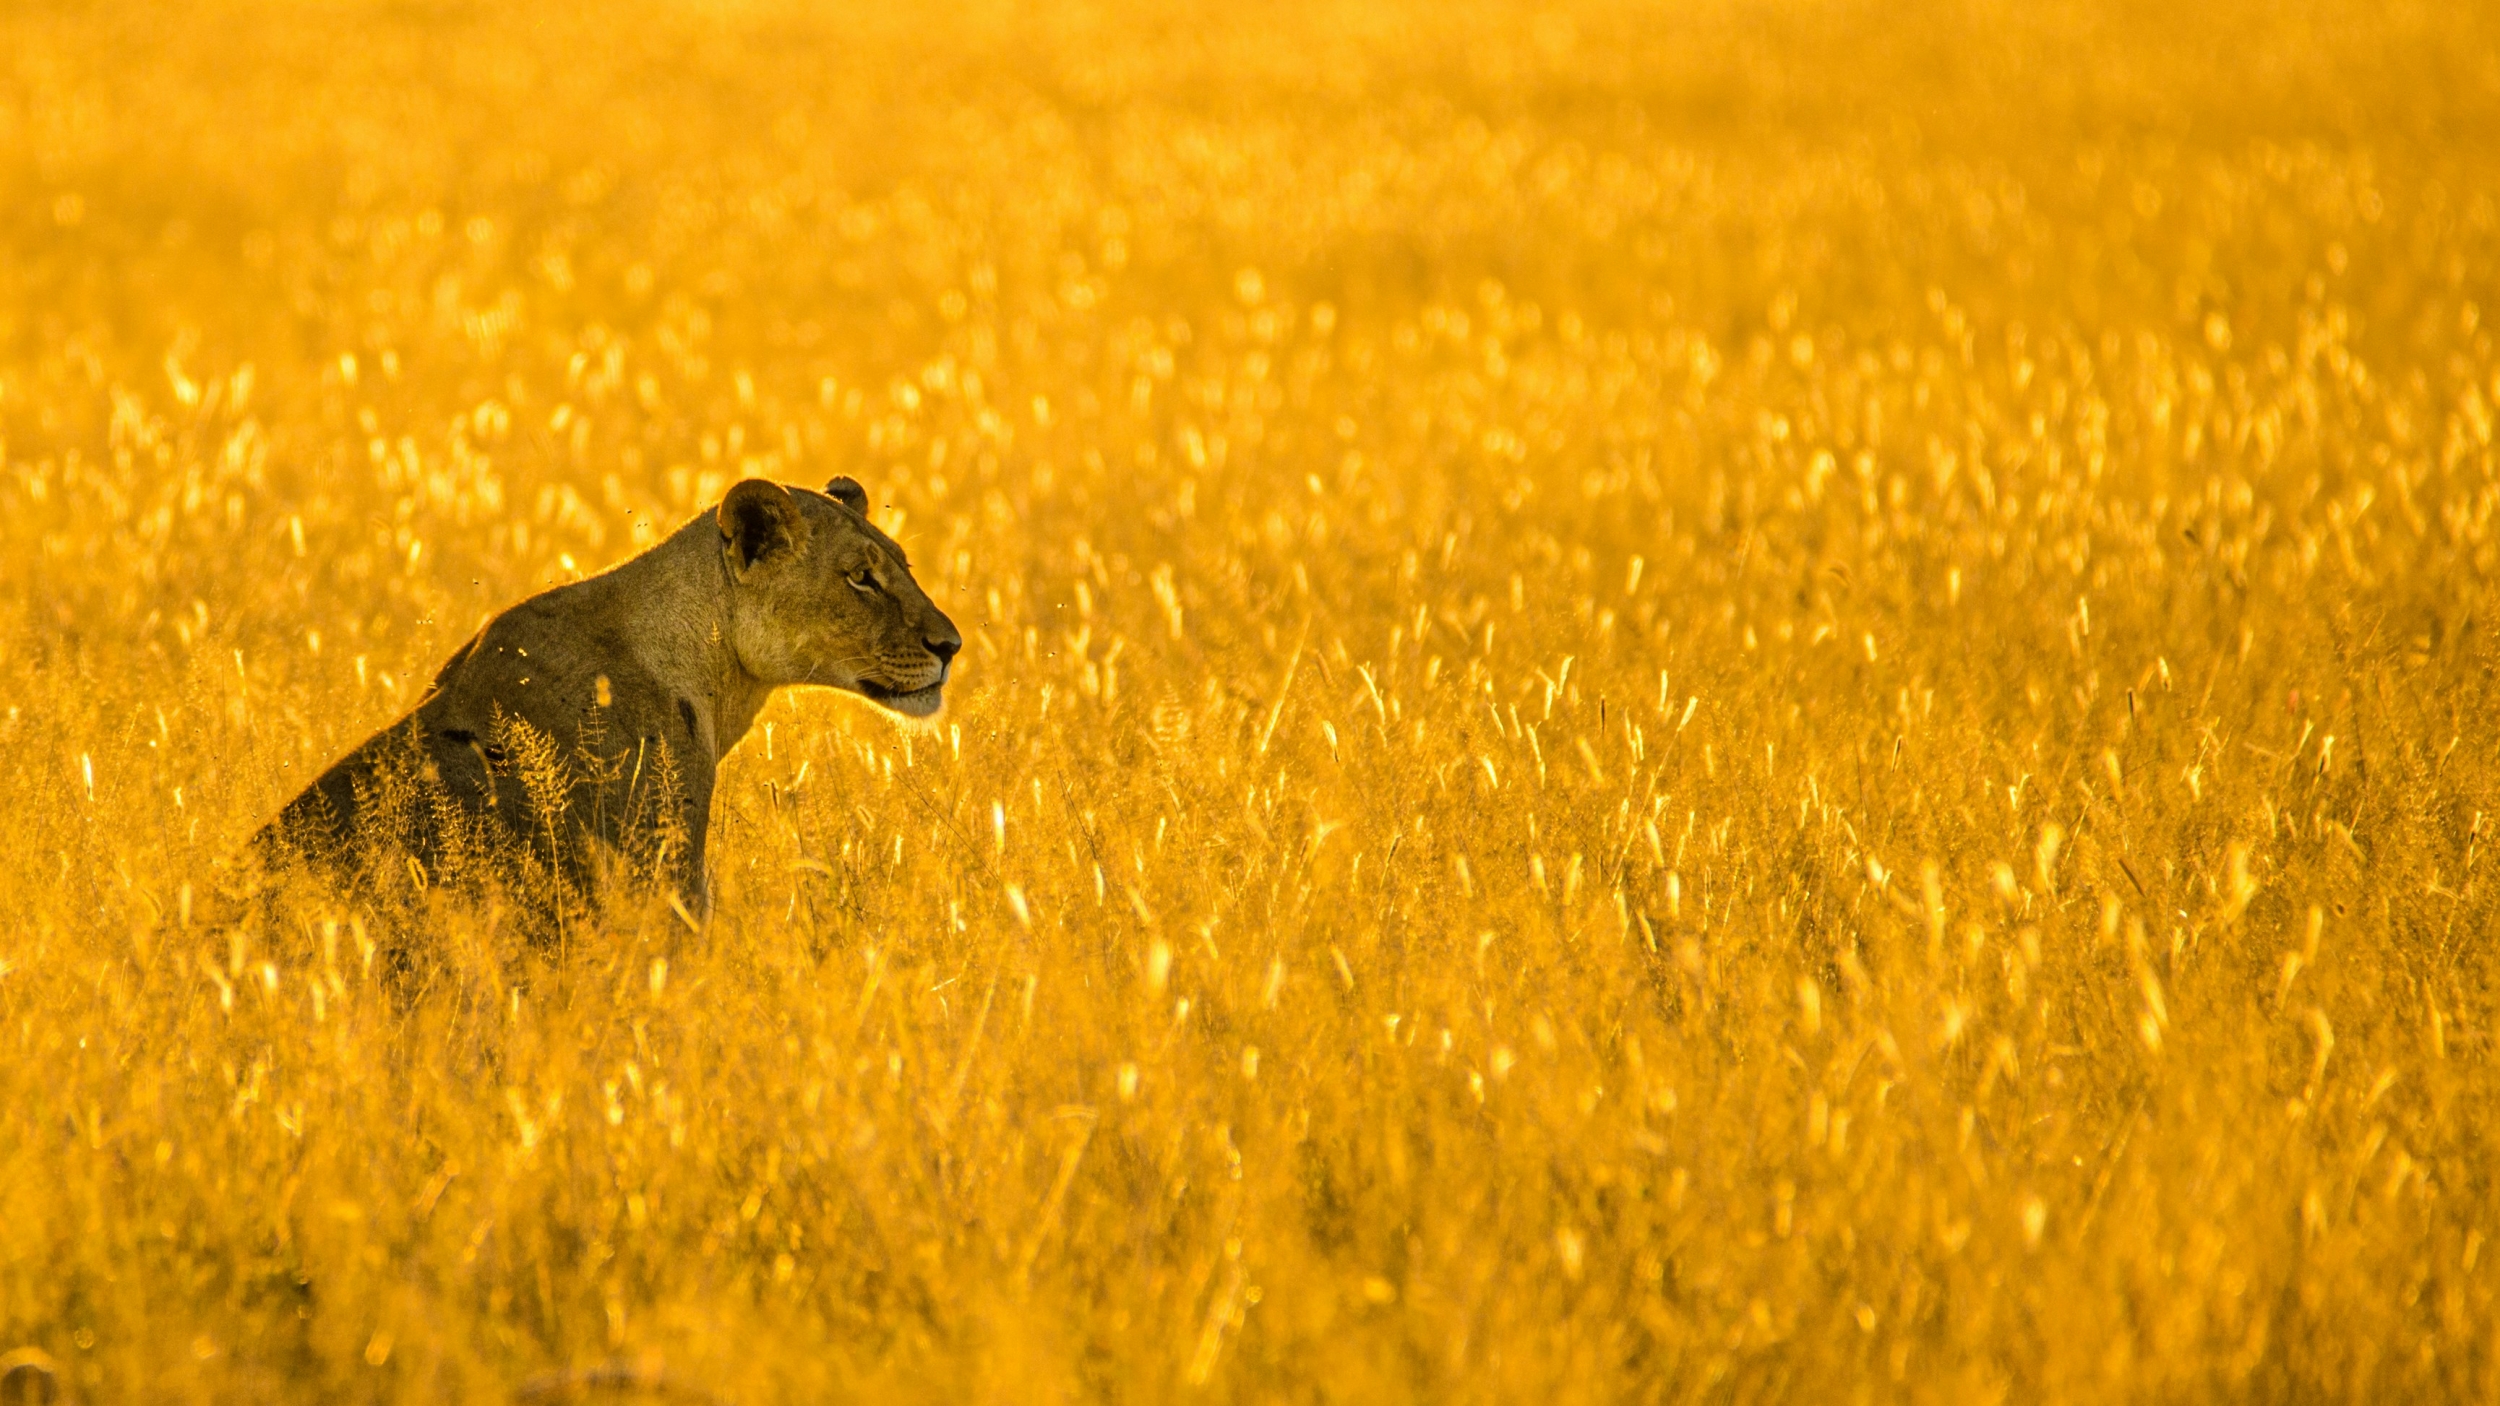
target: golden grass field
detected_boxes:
[6,0,2500,1399]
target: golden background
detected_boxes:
[3,0,2496,1399]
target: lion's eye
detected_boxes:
[848,567,877,593]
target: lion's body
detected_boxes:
[257,478,958,912]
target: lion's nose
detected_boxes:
[926,634,961,666]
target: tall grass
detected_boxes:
[3,0,2498,1398]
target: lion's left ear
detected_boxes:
[720,479,806,572]
[825,476,869,514]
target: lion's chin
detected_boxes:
[853,677,946,718]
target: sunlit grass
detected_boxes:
[4,0,2499,1399]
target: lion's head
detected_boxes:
[717,476,962,718]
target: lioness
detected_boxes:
[255,476,959,913]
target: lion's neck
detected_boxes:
[600,519,773,762]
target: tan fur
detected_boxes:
[254,476,959,909]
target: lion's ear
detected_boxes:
[719,480,805,571]
[825,476,869,514]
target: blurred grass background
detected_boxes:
[4,0,2500,1400]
